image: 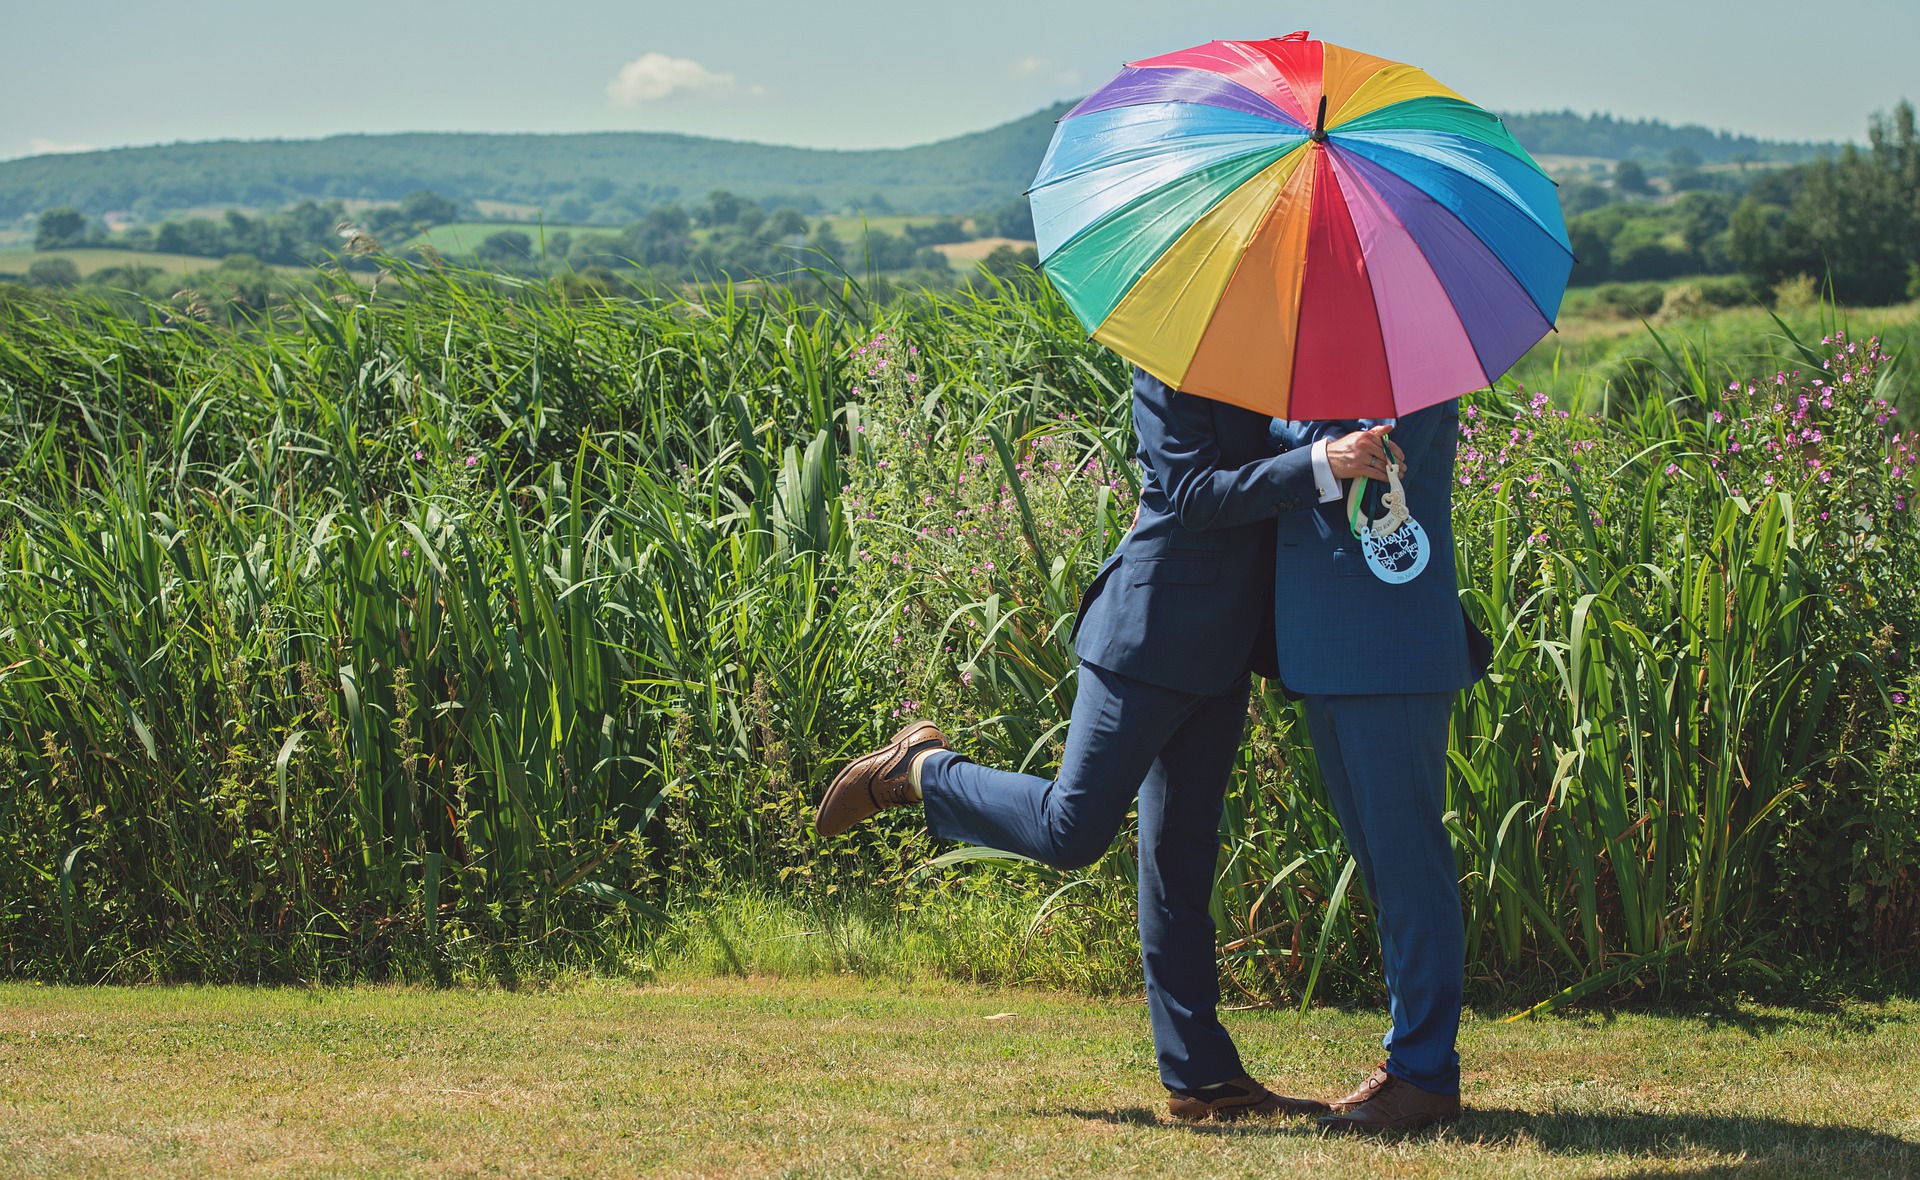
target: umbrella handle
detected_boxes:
[1311,95,1329,143]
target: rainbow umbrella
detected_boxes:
[1030,31,1572,419]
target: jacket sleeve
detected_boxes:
[1133,371,1321,531]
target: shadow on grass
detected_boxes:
[1061,1104,1917,1164]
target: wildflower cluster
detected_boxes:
[842,330,1135,740]
[1457,384,1614,483]
[1703,332,1912,521]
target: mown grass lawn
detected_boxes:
[1,978,1915,1178]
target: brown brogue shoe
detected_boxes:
[814,721,950,837]
[1317,1071,1460,1135]
[1167,1076,1330,1122]
[1328,1064,1393,1113]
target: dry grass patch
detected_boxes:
[0,977,1915,1178]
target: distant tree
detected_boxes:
[1667,167,1713,193]
[400,190,459,226]
[1729,196,1792,284]
[736,204,767,236]
[545,230,572,258]
[905,218,968,246]
[979,197,1035,241]
[853,229,920,271]
[762,194,823,215]
[764,207,809,238]
[696,189,745,227]
[808,220,844,265]
[1566,216,1613,285]
[1613,160,1652,196]
[1609,218,1690,280]
[980,243,1040,283]
[477,230,533,262]
[1673,192,1736,258]
[569,231,630,266]
[198,254,276,314]
[34,206,88,250]
[643,204,691,236]
[1558,179,1613,216]
[26,257,80,287]
[1667,145,1704,169]
[630,205,693,266]
[1732,101,1919,304]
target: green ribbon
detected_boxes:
[1345,427,1394,541]
[1348,477,1371,541]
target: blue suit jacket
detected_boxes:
[1071,368,1322,696]
[1270,402,1490,696]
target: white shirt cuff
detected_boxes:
[1310,438,1341,503]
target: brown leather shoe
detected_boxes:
[1328,1064,1394,1112]
[1167,1076,1330,1122]
[1317,1069,1460,1135]
[814,721,950,837]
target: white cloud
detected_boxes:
[27,137,97,156]
[605,53,738,105]
[1009,56,1081,86]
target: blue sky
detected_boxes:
[4,0,1915,159]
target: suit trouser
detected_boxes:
[1302,691,1463,1094]
[918,660,1249,1090]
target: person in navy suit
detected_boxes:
[1270,401,1490,1134]
[816,366,1396,1121]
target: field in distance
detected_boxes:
[396,217,1037,272]
[0,247,308,279]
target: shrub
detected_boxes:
[1592,281,1667,318]
[25,257,80,288]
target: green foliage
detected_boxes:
[0,106,1078,224]
[476,230,534,262]
[32,206,91,250]
[1,109,1834,232]
[980,245,1041,284]
[1499,110,1832,164]
[1732,102,1920,305]
[1614,160,1652,196]
[0,272,1913,1006]
[1569,193,1741,286]
[24,257,79,288]
[145,199,352,266]
[974,197,1036,242]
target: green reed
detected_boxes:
[0,267,1912,1002]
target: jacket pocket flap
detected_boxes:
[1128,556,1220,585]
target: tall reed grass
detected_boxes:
[0,266,1913,1003]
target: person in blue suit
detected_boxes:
[816,366,1396,1121]
[1270,400,1490,1134]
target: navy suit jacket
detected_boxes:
[1071,368,1322,696]
[1270,401,1490,696]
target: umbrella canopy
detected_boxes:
[1030,32,1573,420]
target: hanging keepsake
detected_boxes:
[1348,460,1430,585]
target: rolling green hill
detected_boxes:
[0,105,1074,225]
[0,104,1835,226]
